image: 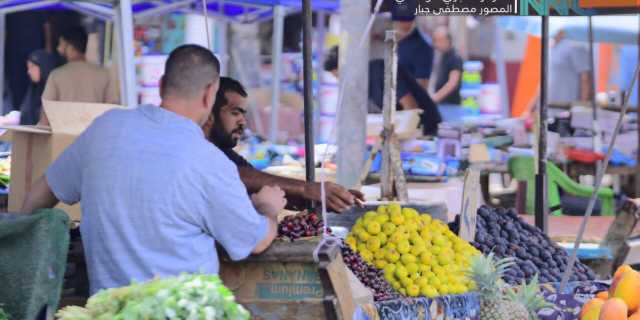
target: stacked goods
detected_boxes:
[340,242,400,301]
[468,253,551,320]
[345,204,480,298]
[277,211,328,241]
[450,206,596,284]
[56,274,249,320]
[580,265,640,320]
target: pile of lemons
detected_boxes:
[345,204,481,298]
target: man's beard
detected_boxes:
[210,121,242,150]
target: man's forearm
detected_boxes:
[21,176,59,213]
[417,78,429,93]
[238,167,308,199]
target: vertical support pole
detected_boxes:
[535,15,549,234]
[302,0,315,207]
[494,21,510,118]
[636,14,640,198]
[0,14,5,114]
[337,0,368,188]
[115,0,137,107]
[315,11,327,142]
[588,16,602,180]
[381,30,398,200]
[269,5,285,143]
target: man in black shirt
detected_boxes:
[392,0,434,92]
[432,27,463,105]
[206,77,364,212]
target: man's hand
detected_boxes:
[251,185,286,219]
[306,182,365,213]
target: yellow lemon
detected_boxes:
[407,284,420,297]
[357,229,371,242]
[377,233,388,246]
[424,286,439,298]
[366,221,381,235]
[390,212,405,225]
[366,237,381,252]
[400,276,413,288]
[405,222,418,233]
[428,276,441,287]
[402,207,419,219]
[374,214,389,225]
[384,263,396,276]
[432,235,446,246]
[406,262,419,275]
[420,251,433,265]
[384,271,395,283]
[399,288,407,296]
[384,247,400,262]
[390,231,407,244]
[388,203,401,215]
[411,244,426,256]
[395,265,408,279]
[401,253,417,265]
[397,240,411,254]
[377,205,387,215]
[364,210,377,220]
[418,264,431,274]
[382,222,397,235]
[345,236,357,249]
[374,259,387,269]
[386,242,397,250]
[420,229,433,242]
[356,242,367,253]
[417,277,429,288]
[360,249,373,262]
[438,285,449,295]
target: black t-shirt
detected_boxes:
[220,147,253,168]
[368,59,442,135]
[398,29,434,81]
[434,49,463,105]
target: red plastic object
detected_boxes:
[565,148,605,164]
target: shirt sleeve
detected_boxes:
[42,71,58,101]
[194,155,269,261]
[451,54,464,72]
[45,129,86,204]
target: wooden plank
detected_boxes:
[381,30,398,200]
[220,238,320,263]
[592,198,640,275]
[459,168,481,241]
[327,252,357,319]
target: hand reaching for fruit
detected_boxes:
[305,182,365,213]
[251,185,286,219]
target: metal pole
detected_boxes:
[302,0,315,198]
[269,5,285,143]
[535,15,549,233]
[315,11,327,142]
[116,0,137,107]
[494,18,510,118]
[588,16,602,180]
[0,14,5,115]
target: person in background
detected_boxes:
[204,76,365,213]
[431,26,463,105]
[19,50,60,125]
[392,0,434,93]
[549,30,591,103]
[21,45,285,294]
[41,26,118,124]
[325,47,441,136]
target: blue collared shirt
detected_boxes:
[46,104,268,294]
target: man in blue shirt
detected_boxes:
[21,44,286,294]
[391,0,434,93]
[203,76,365,212]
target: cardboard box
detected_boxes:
[2,100,121,220]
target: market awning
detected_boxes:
[498,15,640,44]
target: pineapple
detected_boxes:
[468,253,551,320]
[505,274,553,320]
[468,252,516,320]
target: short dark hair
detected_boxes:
[213,77,247,115]
[324,46,339,72]
[60,26,88,54]
[162,45,220,99]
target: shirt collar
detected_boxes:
[138,104,204,138]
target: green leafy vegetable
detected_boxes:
[56,274,249,320]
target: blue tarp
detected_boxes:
[0,0,339,17]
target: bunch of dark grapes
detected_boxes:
[340,242,399,301]
[450,205,597,285]
[278,211,328,241]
